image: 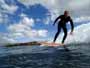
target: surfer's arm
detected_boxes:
[53,15,62,25]
[69,17,74,32]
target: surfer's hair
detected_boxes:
[64,10,69,14]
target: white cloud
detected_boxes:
[22,17,35,27]
[8,23,26,33]
[18,0,90,22]
[8,16,48,41]
[74,16,90,23]
[24,30,38,38]
[8,32,24,39]
[0,13,8,23]
[0,0,18,24]
[24,29,48,38]
[0,0,18,14]
[69,0,90,10]
[8,17,34,32]
[43,17,51,25]
[20,13,27,17]
[8,17,35,40]
[0,33,13,45]
[38,30,48,37]
[56,22,90,44]
[2,5,18,14]
[0,14,3,23]
[20,13,35,26]
[18,0,61,21]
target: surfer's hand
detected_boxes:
[70,32,73,35]
[53,23,55,26]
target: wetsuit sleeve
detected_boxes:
[69,17,74,32]
[53,15,62,25]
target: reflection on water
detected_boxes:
[0,44,90,68]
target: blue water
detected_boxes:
[0,44,90,68]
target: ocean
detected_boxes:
[0,43,90,68]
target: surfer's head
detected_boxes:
[64,10,69,17]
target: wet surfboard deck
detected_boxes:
[40,42,64,46]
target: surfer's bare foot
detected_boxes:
[64,48,70,51]
[62,45,70,51]
[61,43,64,46]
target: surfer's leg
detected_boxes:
[63,45,70,51]
[62,27,67,44]
[53,26,61,42]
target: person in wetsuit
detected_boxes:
[53,10,74,44]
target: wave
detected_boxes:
[55,23,90,44]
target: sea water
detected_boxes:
[0,43,90,68]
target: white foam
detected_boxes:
[56,23,90,44]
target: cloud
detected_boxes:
[38,30,48,37]
[0,12,9,23]
[8,16,48,41]
[24,29,48,38]
[8,23,27,33]
[8,17,35,41]
[0,33,14,45]
[0,0,18,14]
[0,0,18,24]
[22,17,35,27]
[20,13,27,17]
[18,0,90,22]
[8,16,34,32]
[18,0,61,21]
[43,17,51,25]
[56,22,90,44]
[74,16,90,23]
[68,0,90,9]
[2,5,18,14]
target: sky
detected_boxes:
[0,0,90,45]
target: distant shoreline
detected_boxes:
[6,41,42,47]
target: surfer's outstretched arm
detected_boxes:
[69,17,74,33]
[53,15,61,25]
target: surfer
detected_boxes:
[53,10,74,45]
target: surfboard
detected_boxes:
[40,42,64,46]
[40,42,71,51]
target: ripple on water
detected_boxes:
[0,44,90,68]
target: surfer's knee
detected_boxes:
[63,29,67,35]
[65,32,67,36]
[56,31,60,34]
[64,31,67,36]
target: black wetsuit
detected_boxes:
[53,15,74,43]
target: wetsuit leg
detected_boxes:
[62,26,67,44]
[53,25,61,42]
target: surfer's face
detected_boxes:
[64,11,69,17]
